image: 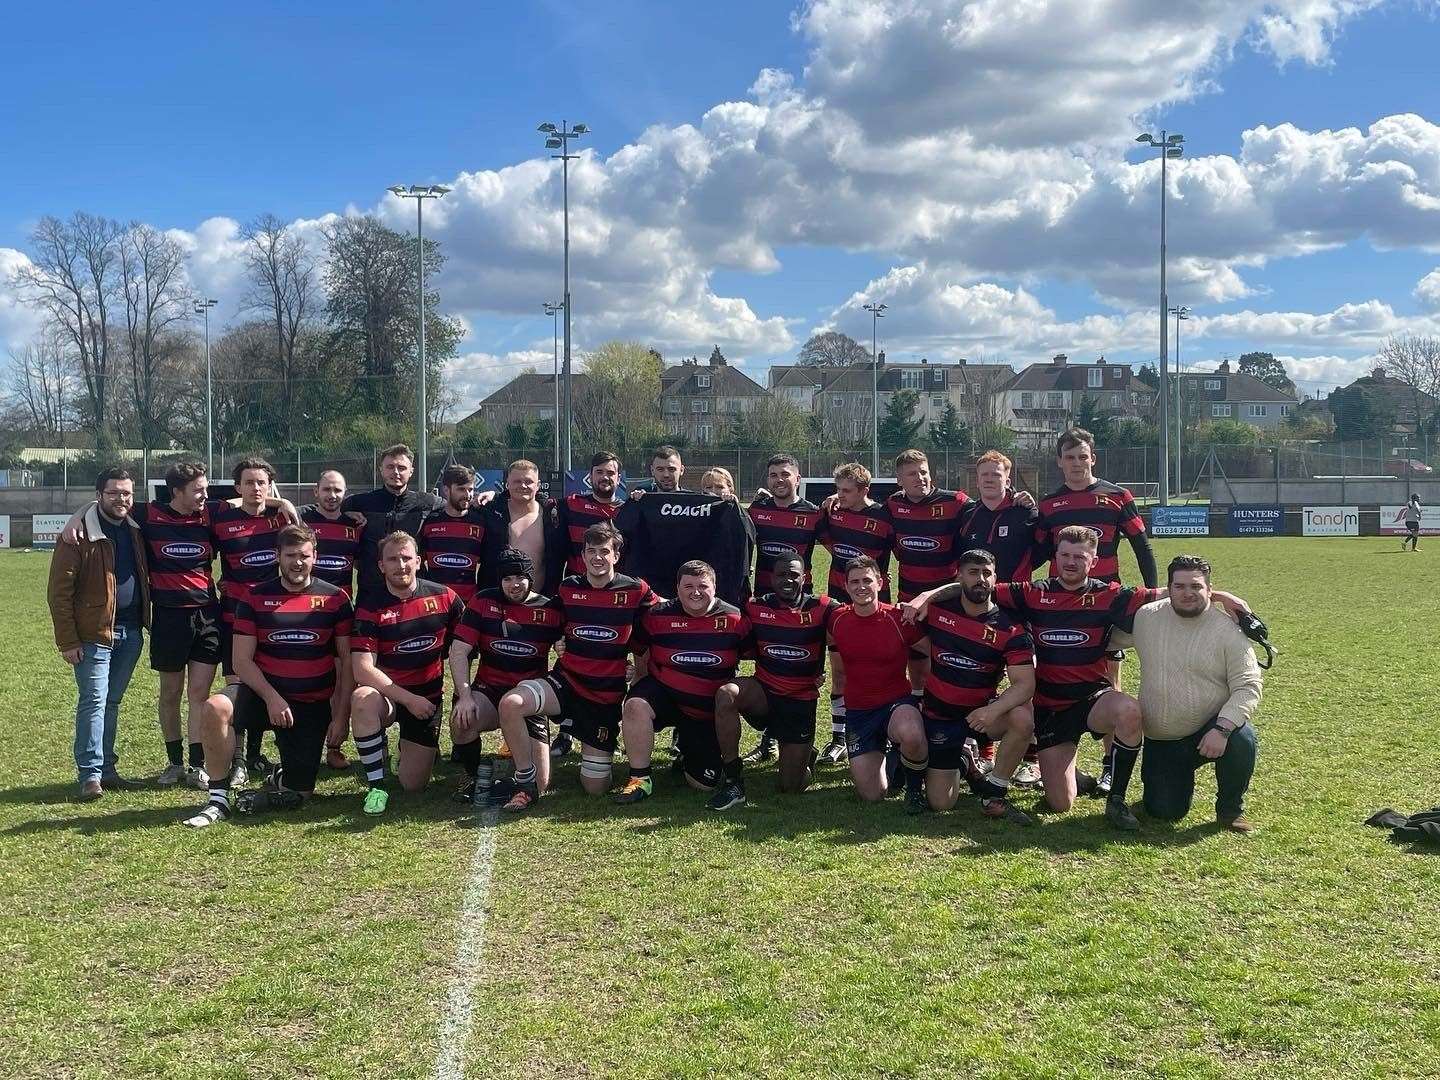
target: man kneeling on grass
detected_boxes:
[184,526,352,827]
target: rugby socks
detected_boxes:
[901,754,928,794]
[207,772,231,812]
[165,739,183,768]
[355,731,388,787]
[1108,737,1141,802]
[513,763,538,787]
[188,741,205,768]
[451,738,482,777]
[830,695,846,744]
[628,765,651,782]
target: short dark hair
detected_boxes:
[95,467,133,493]
[677,559,715,583]
[165,461,206,496]
[233,456,276,484]
[1056,427,1095,456]
[277,524,317,551]
[845,555,882,579]
[766,453,800,473]
[652,445,681,462]
[440,463,476,488]
[1055,524,1100,549]
[583,521,624,553]
[591,451,621,469]
[957,548,996,570]
[1167,554,1211,584]
[772,552,804,576]
[380,443,413,464]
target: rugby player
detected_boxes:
[419,463,487,605]
[300,469,364,769]
[493,522,656,812]
[556,451,624,576]
[341,444,444,596]
[183,525,352,827]
[1402,493,1422,551]
[828,556,928,812]
[914,549,1036,823]
[742,453,823,765]
[710,554,835,809]
[349,531,467,815]
[616,560,748,804]
[479,459,563,595]
[448,548,564,802]
[816,462,895,765]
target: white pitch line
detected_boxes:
[434,807,499,1080]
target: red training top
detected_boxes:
[828,602,922,709]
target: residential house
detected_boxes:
[1329,365,1439,435]
[460,373,591,435]
[1175,360,1299,430]
[996,355,1157,446]
[660,347,771,445]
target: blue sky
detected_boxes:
[5,0,1440,408]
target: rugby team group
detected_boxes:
[46,431,1267,832]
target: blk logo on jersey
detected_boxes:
[573,625,620,642]
[1038,629,1090,647]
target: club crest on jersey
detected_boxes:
[490,639,538,658]
[240,550,276,567]
[423,597,440,613]
[983,625,997,643]
[573,625,620,642]
[930,504,945,518]
[862,519,879,534]
[160,542,205,560]
[310,596,327,610]
[612,592,630,606]
[1038,629,1089,647]
[763,644,810,662]
[1081,593,1096,608]
[899,536,940,552]
[792,513,810,527]
[672,651,722,667]
[998,526,1009,537]
[396,634,437,653]
[270,629,320,645]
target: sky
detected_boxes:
[4,0,1440,412]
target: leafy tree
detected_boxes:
[719,396,811,452]
[1072,393,1116,445]
[878,388,924,450]
[454,414,496,450]
[1237,352,1296,394]
[1328,382,1396,440]
[970,422,1017,453]
[574,341,664,452]
[797,330,870,367]
[1193,419,1261,445]
[927,399,969,450]
[1135,362,1159,388]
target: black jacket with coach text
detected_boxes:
[614,491,752,604]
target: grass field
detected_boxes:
[4,538,1440,1079]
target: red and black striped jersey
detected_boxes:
[453,587,564,691]
[210,503,287,616]
[885,489,970,602]
[1036,481,1146,583]
[818,502,894,602]
[419,508,487,604]
[919,598,1032,717]
[135,501,215,609]
[232,578,354,703]
[747,496,822,594]
[993,578,1162,708]
[352,579,463,701]
[300,506,362,594]
[958,496,1040,583]
[635,599,749,721]
[743,592,836,701]
[558,492,623,576]
[553,573,657,706]
[828,603,922,709]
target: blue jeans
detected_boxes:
[73,622,145,783]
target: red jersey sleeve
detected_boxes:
[232,598,257,638]
[1003,625,1035,667]
[335,597,355,641]
[1116,488,1145,538]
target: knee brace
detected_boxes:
[579,752,613,784]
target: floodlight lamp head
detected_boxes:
[545,137,563,149]
[1166,147,1183,158]
[572,123,589,134]
[431,185,451,196]
[538,122,556,133]
[388,185,407,196]
[1168,134,1185,144]
[1136,133,1154,144]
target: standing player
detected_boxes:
[494,522,657,812]
[616,561,748,804]
[349,532,467,816]
[479,460,564,595]
[419,463,487,604]
[710,554,835,809]
[816,462,895,765]
[341,443,444,596]
[183,525,352,827]
[742,454,824,764]
[1035,427,1157,793]
[913,549,1036,823]
[1402,493,1423,551]
[556,451,625,575]
[828,556,928,812]
[300,469,364,768]
[448,548,564,801]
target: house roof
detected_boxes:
[1001,360,1151,395]
[1210,369,1297,403]
[769,361,1013,394]
[478,372,592,406]
[661,362,768,397]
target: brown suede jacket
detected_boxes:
[46,503,151,652]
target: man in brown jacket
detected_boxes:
[47,468,151,799]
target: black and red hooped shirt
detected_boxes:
[886,488,970,602]
[351,579,464,701]
[552,573,657,706]
[635,598,749,721]
[453,587,564,692]
[743,592,836,702]
[747,495,822,595]
[919,598,1032,719]
[232,578,354,702]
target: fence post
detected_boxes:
[1339,443,1346,503]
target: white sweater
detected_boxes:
[1110,599,1263,741]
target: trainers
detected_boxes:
[485,777,519,807]
[1012,760,1042,787]
[501,782,539,813]
[904,785,928,815]
[1219,813,1255,834]
[183,766,210,790]
[982,798,1036,826]
[1105,799,1140,831]
[157,762,186,786]
[743,737,776,765]
[706,780,746,811]
[1075,770,1099,797]
[363,787,390,816]
[614,776,653,804]
[549,733,573,761]
[230,761,249,788]
[1096,765,1114,797]
[235,787,305,815]
[182,803,228,828]
[247,754,274,780]
[967,773,1010,801]
[817,740,848,766]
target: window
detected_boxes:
[1111,367,1123,378]
[783,386,808,404]
[1088,368,1104,388]
[931,396,945,409]
[697,423,713,443]
[1204,378,1222,391]
[1020,392,1033,408]
[1211,404,1232,418]
[664,399,680,415]
[931,369,944,387]
[538,407,555,419]
[1247,404,1267,418]
[831,394,844,409]
[1047,392,1064,409]
[901,370,923,389]
[692,399,710,414]
[1108,393,1122,408]
[696,374,711,389]
[1280,404,1292,417]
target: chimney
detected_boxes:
[877,349,886,367]
[958,357,967,365]
[1373,366,1387,380]
[708,345,726,367]
[920,357,927,364]
[1052,353,1068,366]
[1218,360,1230,373]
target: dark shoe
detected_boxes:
[904,785,928,815]
[247,754,275,781]
[78,779,103,801]
[1219,813,1255,834]
[1095,765,1114,797]
[100,772,144,791]
[982,798,1036,826]
[614,776,653,804]
[235,787,305,814]
[1105,799,1140,831]
[743,736,777,765]
[707,780,746,811]
[501,782,539,813]
[549,732,574,761]
[817,740,848,766]
[1075,770,1100,798]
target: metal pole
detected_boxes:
[562,138,573,473]
[1175,313,1182,495]
[204,305,213,475]
[553,307,560,470]
[871,311,879,473]
[1158,130,1171,507]
[416,196,428,492]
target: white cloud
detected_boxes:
[0,248,46,351]
[1414,267,1440,308]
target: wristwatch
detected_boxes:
[1215,718,1240,736]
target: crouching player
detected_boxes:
[448,548,564,803]
[913,548,1036,824]
[349,531,466,816]
[616,560,749,805]
[710,554,836,809]
[183,525,352,827]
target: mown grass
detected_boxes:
[3,538,1439,1079]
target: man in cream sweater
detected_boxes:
[1109,554,1262,832]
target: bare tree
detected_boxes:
[5,329,78,435]
[1378,334,1440,433]
[119,223,192,469]
[241,214,317,440]
[11,213,124,442]
[797,330,871,367]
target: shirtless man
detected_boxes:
[480,459,565,596]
